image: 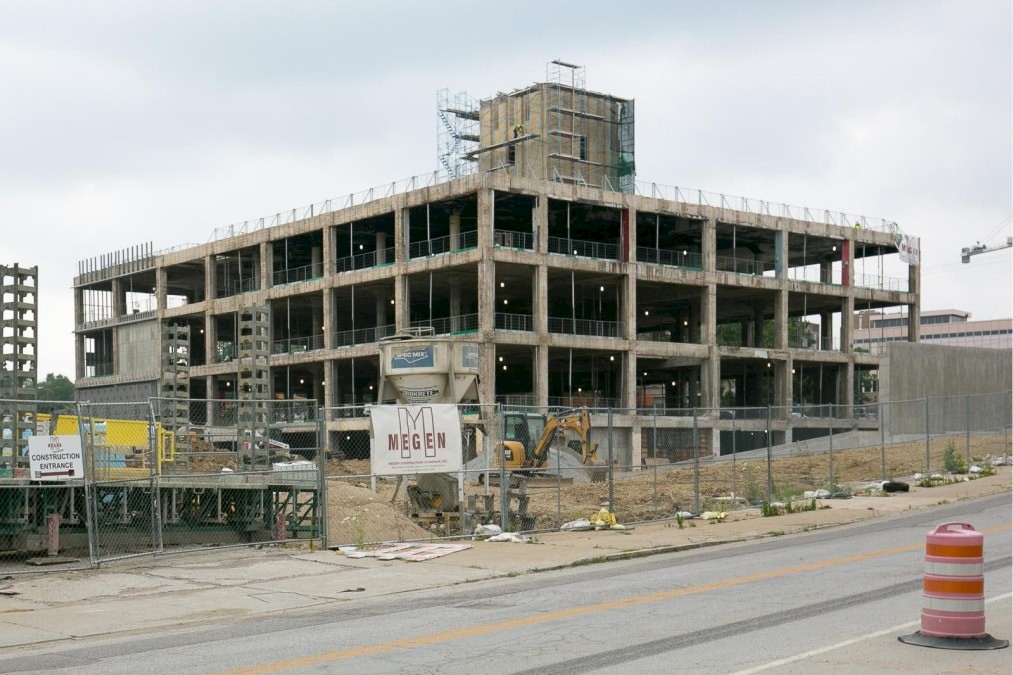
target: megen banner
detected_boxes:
[369,404,463,475]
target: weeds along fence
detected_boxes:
[0,392,1009,568]
[319,392,1011,548]
[0,398,326,576]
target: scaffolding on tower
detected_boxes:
[437,89,480,179]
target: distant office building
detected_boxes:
[854,309,1012,354]
[1,263,38,464]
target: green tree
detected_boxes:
[37,373,75,412]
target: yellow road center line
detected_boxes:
[218,522,1011,675]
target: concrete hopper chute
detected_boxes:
[378,329,480,405]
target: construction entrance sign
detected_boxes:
[28,435,84,480]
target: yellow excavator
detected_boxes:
[498,407,606,482]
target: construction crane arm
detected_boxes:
[961,236,1012,263]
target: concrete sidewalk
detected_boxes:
[0,472,1009,651]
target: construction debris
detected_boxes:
[343,542,471,561]
[486,532,531,543]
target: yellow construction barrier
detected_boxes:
[37,413,174,477]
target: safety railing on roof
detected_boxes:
[200,169,902,248]
[632,180,899,234]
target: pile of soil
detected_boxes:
[325,477,432,546]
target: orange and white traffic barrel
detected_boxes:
[899,522,1008,650]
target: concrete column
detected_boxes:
[323,360,337,408]
[702,217,716,272]
[690,373,701,408]
[311,245,322,279]
[752,306,765,348]
[536,344,549,407]
[775,288,788,349]
[375,231,386,265]
[449,210,461,252]
[621,344,636,410]
[820,311,833,350]
[394,201,407,265]
[312,297,324,348]
[842,361,855,410]
[111,327,120,375]
[775,228,787,279]
[260,242,272,290]
[74,332,85,380]
[534,265,547,334]
[322,223,334,275]
[478,259,495,337]
[820,259,832,284]
[477,188,493,250]
[623,262,638,409]
[534,263,549,408]
[841,296,855,353]
[73,287,84,326]
[111,278,125,318]
[786,355,796,405]
[450,278,461,331]
[395,274,408,332]
[479,341,496,411]
[535,195,549,253]
[319,289,332,349]
[776,361,789,409]
[374,293,387,337]
[623,205,636,264]
[155,268,167,312]
[478,187,495,340]
[72,284,83,378]
[205,254,216,302]
[204,312,217,365]
[702,285,719,409]
[842,239,853,287]
[908,263,921,343]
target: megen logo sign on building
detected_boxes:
[369,404,462,475]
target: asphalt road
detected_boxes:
[1,494,1009,674]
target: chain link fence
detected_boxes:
[318,392,1011,548]
[0,398,325,575]
[1,392,1009,569]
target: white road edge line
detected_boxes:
[731,592,1013,675]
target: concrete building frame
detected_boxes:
[72,170,919,466]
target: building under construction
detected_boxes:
[73,63,922,465]
[1,264,39,465]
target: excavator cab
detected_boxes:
[496,408,605,482]
[498,412,541,469]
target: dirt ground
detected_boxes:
[324,434,1010,542]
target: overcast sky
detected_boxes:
[2,0,1010,380]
